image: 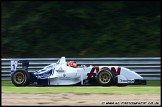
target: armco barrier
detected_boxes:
[1,57,161,80]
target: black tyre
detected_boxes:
[96,70,115,86]
[11,70,30,86]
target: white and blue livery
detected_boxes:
[11,57,146,86]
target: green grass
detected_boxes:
[127,80,161,86]
[146,80,161,86]
[1,80,160,94]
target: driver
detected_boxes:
[67,61,77,68]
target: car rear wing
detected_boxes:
[11,60,29,74]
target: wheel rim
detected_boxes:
[13,72,25,84]
[99,72,111,84]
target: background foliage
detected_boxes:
[2,1,161,58]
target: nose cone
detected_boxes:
[131,70,143,79]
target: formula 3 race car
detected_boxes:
[10,57,146,86]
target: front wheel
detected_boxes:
[96,70,115,86]
[11,70,30,86]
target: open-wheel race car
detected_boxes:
[11,56,146,86]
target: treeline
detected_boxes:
[2,1,161,58]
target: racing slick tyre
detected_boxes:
[11,69,30,86]
[96,70,115,86]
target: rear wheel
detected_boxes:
[96,70,115,86]
[11,70,30,86]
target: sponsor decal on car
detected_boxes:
[88,66,121,78]
[63,73,66,77]
[56,67,64,72]
[120,79,135,83]
[59,77,71,80]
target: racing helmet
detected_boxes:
[67,61,77,68]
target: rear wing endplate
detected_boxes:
[11,60,29,73]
